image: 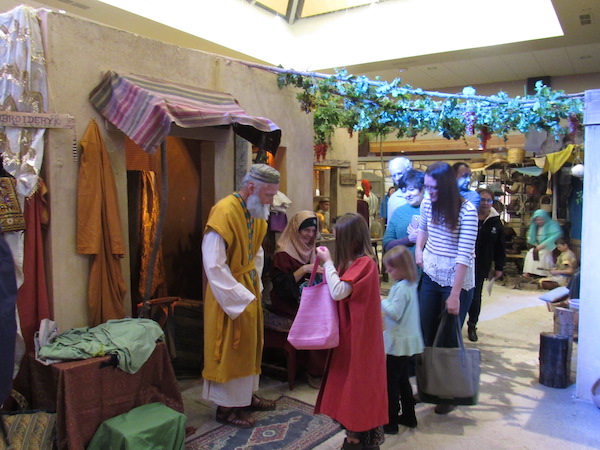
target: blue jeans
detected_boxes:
[418,273,473,347]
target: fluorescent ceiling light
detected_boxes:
[97,0,563,71]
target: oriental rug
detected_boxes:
[185,395,341,450]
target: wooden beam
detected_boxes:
[371,134,526,154]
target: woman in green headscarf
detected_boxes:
[522,209,563,277]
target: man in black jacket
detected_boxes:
[467,189,506,342]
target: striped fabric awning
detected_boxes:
[89,71,281,154]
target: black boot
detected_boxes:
[468,324,478,342]
[398,413,417,428]
[383,423,398,434]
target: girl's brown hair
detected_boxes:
[333,213,374,275]
[426,161,463,230]
[382,245,417,283]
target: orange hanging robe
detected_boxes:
[77,120,126,326]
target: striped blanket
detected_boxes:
[89,71,281,153]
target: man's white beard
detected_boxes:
[247,193,270,220]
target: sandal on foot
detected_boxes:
[247,394,276,411]
[216,406,255,428]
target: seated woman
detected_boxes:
[523,209,563,278]
[270,211,326,387]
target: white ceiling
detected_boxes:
[24,0,600,90]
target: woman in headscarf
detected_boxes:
[270,211,320,318]
[270,210,326,387]
[522,209,563,278]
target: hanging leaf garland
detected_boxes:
[277,69,584,152]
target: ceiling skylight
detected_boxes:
[97,0,563,72]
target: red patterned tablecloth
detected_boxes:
[13,342,184,450]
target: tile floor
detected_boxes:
[180,282,600,449]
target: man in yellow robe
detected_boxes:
[202,164,280,428]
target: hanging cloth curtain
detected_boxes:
[0,5,48,196]
[542,144,576,174]
[138,171,167,300]
[16,179,51,353]
[77,120,127,326]
[0,6,49,291]
[89,71,282,154]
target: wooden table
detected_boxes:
[13,342,183,450]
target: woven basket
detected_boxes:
[507,148,525,164]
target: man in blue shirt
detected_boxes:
[452,162,480,210]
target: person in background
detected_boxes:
[467,189,505,342]
[387,157,413,220]
[357,189,370,226]
[269,211,326,387]
[415,162,478,415]
[452,162,480,210]
[315,198,331,233]
[538,237,577,289]
[383,170,425,255]
[201,164,280,428]
[381,245,424,434]
[380,186,396,225]
[522,209,563,278]
[314,213,388,450]
[361,179,379,227]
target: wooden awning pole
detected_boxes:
[140,140,168,318]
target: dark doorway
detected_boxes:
[126,136,214,309]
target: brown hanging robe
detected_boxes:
[77,120,126,326]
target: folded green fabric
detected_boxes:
[38,318,164,373]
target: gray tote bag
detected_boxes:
[416,313,481,405]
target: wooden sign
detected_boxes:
[339,172,357,185]
[0,111,75,129]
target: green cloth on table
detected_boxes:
[86,402,186,450]
[37,318,164,374]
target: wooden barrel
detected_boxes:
[539,332,572,388]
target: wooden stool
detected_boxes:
[263,310,297,390]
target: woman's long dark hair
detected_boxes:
[426,161,463,230]
[333,213,374,275]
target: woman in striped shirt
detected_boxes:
[415,162,478,414]
[416,162,478,333]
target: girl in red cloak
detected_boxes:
[314,213,388,449]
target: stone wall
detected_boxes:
[36,11,313,329]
